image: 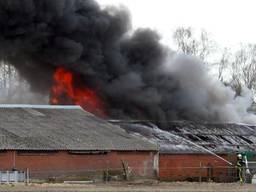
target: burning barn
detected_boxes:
[113,121,256,182]
[0,0,256,184]
[0,105,158,181]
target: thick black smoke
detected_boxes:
[0,0,255,125]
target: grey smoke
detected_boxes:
[162,55,256,124]
[0,0,255,125]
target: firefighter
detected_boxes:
[237,153,245,183]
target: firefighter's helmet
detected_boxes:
[237,154,242,159]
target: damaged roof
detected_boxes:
[0,105,157,151]
[111,120,256,154]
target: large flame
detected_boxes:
[50,67,105,117]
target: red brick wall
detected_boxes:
[159,154,236,182]
[0,150,157,180]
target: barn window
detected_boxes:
[68,150,109,155]
[17,150,58,156]
[0,150,7,154]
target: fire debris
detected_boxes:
[112,120,256,154]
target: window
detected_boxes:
[17,150,58,156]
[68,150,108,155]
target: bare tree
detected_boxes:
[173,27,215,65]
[173,27,198,55]
[230,44,256,95]
[0,61,22,98]
[217,48,231,82]
[0,61,17,89]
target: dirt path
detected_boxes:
[0,182,254,192]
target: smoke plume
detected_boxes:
[0,0,255,125]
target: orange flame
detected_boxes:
[50,67,105,117]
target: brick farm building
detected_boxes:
[1,104,256,182]
[114,121,256,182]
[0,105,158,181]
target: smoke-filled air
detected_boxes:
[0,0,255,125]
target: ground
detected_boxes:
[0,182,255,192]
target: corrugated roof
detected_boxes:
[112,120,256,154]
[0,105,157,151]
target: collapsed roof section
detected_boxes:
[111,120,256,154]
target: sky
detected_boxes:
[98,0,256,49]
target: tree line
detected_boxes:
[173,27,256,97]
